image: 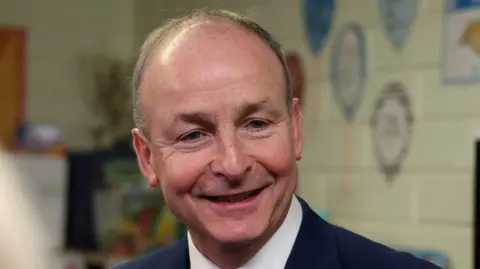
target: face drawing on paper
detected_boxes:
[338,29,361,107]
[375,98,409,166]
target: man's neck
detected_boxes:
[189,197,292,269]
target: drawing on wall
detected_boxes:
[444,0,480,84]
[303,0,335,54]
[0,27,25,150]
[286,52,305,108]
[379,0,418,50]
[330,23,367,122]
[370,82,414,181]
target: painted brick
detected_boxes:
[417,173,473,223]
[300,122,365,169]
[423,68,480,118]
[297,172,328,210]
[325,171,413,219]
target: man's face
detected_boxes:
[132,23,303,245]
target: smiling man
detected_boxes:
[118,9,440,269]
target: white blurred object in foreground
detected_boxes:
[0,150,58,269]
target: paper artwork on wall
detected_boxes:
[444,0,480,84]
[330,23,367,122]
[370,82,414,181]
[379,0,418,50]
[303,0,336,55]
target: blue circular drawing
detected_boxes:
[303,0,336,54]
[330,23,367,121]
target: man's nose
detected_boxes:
[211,135,252,182]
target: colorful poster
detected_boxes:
[0,27,25,150]
[444,0,480,84]
[96,158,187,258]
[379,0,418,50]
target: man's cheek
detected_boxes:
[162,170,199,195]
[256,142,294,174]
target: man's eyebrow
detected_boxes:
[168,99,279,127]
[176,112,215,128]
[236,99,281,119]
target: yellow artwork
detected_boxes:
[460,20,480,55]
[0,28,25,150]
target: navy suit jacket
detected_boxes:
[116,197,440,269]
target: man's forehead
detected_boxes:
[138,19,286,127]
[156,21,267,64]
[141,22,282,92]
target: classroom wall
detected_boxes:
[134,1,473,268]
[0,0,135,149]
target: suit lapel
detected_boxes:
[284,197,343,269]
[165,237,190,269]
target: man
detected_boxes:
[120,9,440,269]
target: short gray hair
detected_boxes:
[132,9,292,134]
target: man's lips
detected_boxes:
[198,186,268,203]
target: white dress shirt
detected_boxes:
[188,195,303,269]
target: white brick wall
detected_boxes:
[1,0,135,149]
[132,0,472,268]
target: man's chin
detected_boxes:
[209,233,263,247]
[205,222,267,245]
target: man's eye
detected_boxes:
[246,120,269,131]
[179,131,205,142]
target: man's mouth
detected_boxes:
[201,187,266,203]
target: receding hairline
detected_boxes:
[136,11,278,91]
[148,22,245,77]
[132,9,293,134]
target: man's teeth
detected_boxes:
[209,190,258,202]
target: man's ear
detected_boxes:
[291,98,304,161]
[132,128,159,187]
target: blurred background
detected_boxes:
[0,0,476,268]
